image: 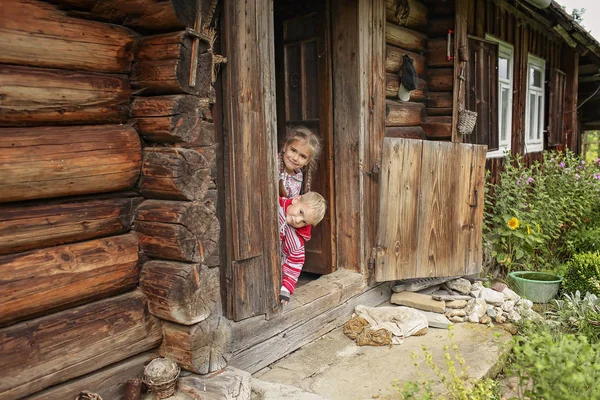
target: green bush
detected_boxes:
[550,291,600,343]
[561,252,600,296]
[566,227,600,255]
[509,330,600,399]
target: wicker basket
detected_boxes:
[457,109,477,135]
[142,358,181,399]
[75,391,103,400]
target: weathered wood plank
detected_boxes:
[386,74,426,100]
[0,233,139,327]
[138,147,210,201]
[385,45,426,75]
[0,125,141,203]
[422,116,452,138]
[160,316,232,374]
[375,138,422,281]
[0,290,162,399]
[0,65,130,126]
[132,31,213,97]
[385,100,424,127]
[134,199,219,262]
[428,16,454,37]
[385,23,427,52]
[426,91,454,108]
[466,145,487,275]
[140,260,220,325]
[131,95,214,144]
[426,107,453,116]
[0,196,141,255]
[0,0,136,73]
[384,0,427,28]
[427,67,453,91]
[230,281,393,373]
[25,351,158,400]
[385,126,425,139]
[427,38,454,67]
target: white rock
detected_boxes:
[449,316,464,323]
[502,287,521,302]
[486,306,497,318]
[446,309,466,318]
[467,312,480,323]
[446,300,468,309]
[478,287,505,306]
[496,313,507,323]
[501,300,515,313]
[517,299,533,310]
[445,278,472,295]
[508,310,522,323]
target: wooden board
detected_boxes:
[0,0,136,73]
[385,45,426,75]
[427,67,453,91]
[0,233,139,327]
[386,74,426,100]
[384,0,427,28]
[0,65,130,126]
[385,100,424,127]
[0,290,162,399]
[385,23,427,53]
[0,125,141,203]
[0,196,141,255]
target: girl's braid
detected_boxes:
[302,160,317,194]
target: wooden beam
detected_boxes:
[0,234,139,327]
[0,196,141,255]
[384,0,428,29]
[0,290,162,399]
[0,125,141,204]
[386,74,426,100]
[427,67,454,91]
[427,38,454,67]
[452,0,469,142]
[140,260,220,325]
[385,100,425,127]
[385,45,426,75]
[423,116,452,138]
[385,23,427,53]
[134,199,219,262]
[132,31,213,97]
[138,147,210,201]
[385,126,426,139]
[427,91,454,108]
[428,16,454,38]
[0,65,130,126]
[131,95,214,144]
[0,0,136,73]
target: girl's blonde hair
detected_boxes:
[282,126,322,193]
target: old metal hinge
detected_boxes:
[365,160,381,176]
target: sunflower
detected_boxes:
[507,217,520,230]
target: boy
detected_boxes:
[279,191,326,304]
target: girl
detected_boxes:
[278,126,322,198]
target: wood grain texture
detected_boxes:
[385,100,424,127]
[426,38,454,67]
[427,16,454,37]
[385,126,425,139]
[24,351,158,400]
[0,233,139,327]
[0,0,136,73]
[0,290,162,399]
[385,23,427,52]
[138,147,210,201]
[422,116,452,138]
[427,67,453,91]
[0,125,141,203]
[0,196,141,255]
[384,0,427,28]
[134,199,219,262]
[0,65,130,126]
[385,45,426,75]
[385,74,426,100]
[140,260,221,325]
[426,91,454,108]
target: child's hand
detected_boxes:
[280,298,289,305]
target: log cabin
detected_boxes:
[1,0,600,398]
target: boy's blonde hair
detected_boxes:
[298,191,327,225]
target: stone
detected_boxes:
[416,310,453,329]
[486,306,497,318]
[499,323,519,335]
[392,276,460,293]
[480,315,492,324]
[445,309,466,318]
[446,300,468,309]
[477,287,505,306]
[390,292,446,314]
[445,278,472,295]
[431,291,472,302]
[449,316,464,323]
[470,281,484,297]
[501,300,515,313]
[502,287,521,302]
[417,285,440,295]
[517,299,533,310]
[507,310,522,323]
[491,282,508,292]
[495,313,507,324]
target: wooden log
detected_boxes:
[138,147,210,201]
[0,0,136,73]
[140,260,221,325]
[131,95,214,144]
[426,91,454,108]
[385,45,426,75]
[25,351,158,400]
[428,17,454,37]
[385,100,425,127]
[385,126,426,139]
[190,144,217,178]
[0,233,139,327]
[427,38,453,67]
[0,196,141,255]
[132,31,213,97]
[0,290,162,399]
[422,0,454,17]
[134,199,219,262]
[386,74,426,100]
[160,316,233,374]
[426,107,453,116]
[422,116,452,138]
[0,65,130,126]
[384,0,427,29]
[427,68,453,91]
[0,125,141,204]
[385,23,427,53]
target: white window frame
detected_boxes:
[486,35,513,158]
[524,54,546,153]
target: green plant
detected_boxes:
[565,226,600,255]
[508,330,600,399]
[561,252,600,296]
[550,291,600,343]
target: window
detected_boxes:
[525,55,546,153]
[486,35,513,158]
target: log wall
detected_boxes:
[0,0,222,398]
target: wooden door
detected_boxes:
[374,138,487,281]
[275,0,334,275]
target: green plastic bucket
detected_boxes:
[508,271,563,303]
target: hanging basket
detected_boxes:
[457,109,478,135]
[75,392,103,400]
[142,358,181,399]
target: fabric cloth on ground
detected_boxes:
[354,305,429,345]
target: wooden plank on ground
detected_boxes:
[0,290,162,399]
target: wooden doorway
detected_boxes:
[274,0,335,275]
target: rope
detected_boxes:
[343,315,369,340]
[356,328,393,348]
